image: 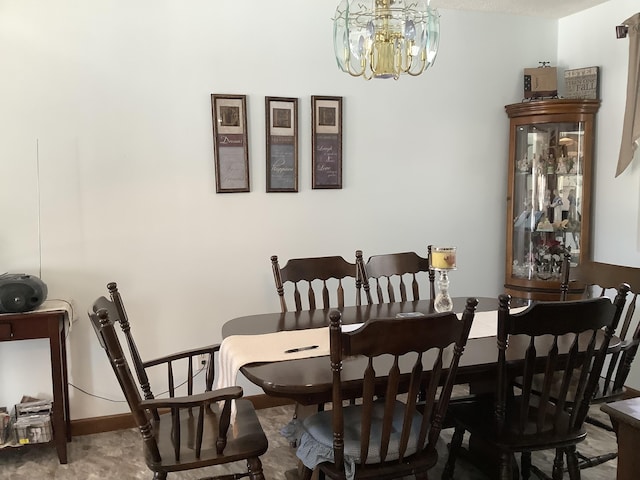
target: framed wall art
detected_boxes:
[311,95,342,189]
[265,96,298,192]
[564,66,600,100]
[211,94,250,193]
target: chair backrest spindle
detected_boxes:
[356,249,435,305]
[92,308,163,461]
[271,254,358,312]
[106,282,157,403]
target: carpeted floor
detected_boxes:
[0,402,619,480]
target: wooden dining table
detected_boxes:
[222,296,620,480]
[221,296,615,406]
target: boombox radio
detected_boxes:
[0,273,48,314]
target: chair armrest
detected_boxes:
[620,337,640,351]
[143,344,220,367]
[139,386,242,409]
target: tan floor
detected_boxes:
[0,403,618,479]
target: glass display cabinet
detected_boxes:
[504,99,600,300]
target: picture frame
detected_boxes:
[311,95,343,189]
[564,66,600,100]
[211,94,250,193]
[265,96,298,192]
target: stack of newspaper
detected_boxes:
[12,398,53,445]
[0,407,9,444]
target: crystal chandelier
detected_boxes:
[333,0,440,80]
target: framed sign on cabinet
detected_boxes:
[211,94,250,193]
[311,95,342,189]
[265,96,298,192]
[564,66,600,100]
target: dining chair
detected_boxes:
[89,294,269,480]
[103,282,217,420]
[271,253,360,439]
[569,261,640,403]
[355,247,435,305]
[558,259,640,471]
[442,286,630,480]
[271,254,359,312]
[291,297,478,480]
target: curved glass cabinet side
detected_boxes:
[511,121,584,282]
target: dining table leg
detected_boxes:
[455,381,519,479]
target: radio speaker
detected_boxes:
[0,274,48,314]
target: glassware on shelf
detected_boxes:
[511,121,584,284]
[429,247,457,312]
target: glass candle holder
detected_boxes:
[429,247,457,313]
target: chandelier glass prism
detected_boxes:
[333,0,440,80]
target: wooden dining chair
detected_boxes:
[271,254,359,312]
[569,261,640,404]
[291,297,478,480]
[556,259,640,471]
[102,282,217,420]
[89,295,268,480]
[271,254,360,436]
[356,247,435,305]
[442,286,630,480]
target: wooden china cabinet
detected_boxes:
[504,99,600,301]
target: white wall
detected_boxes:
[558,0,640,387]
[559,0,640,265]
[1,1,561,419]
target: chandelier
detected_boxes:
[333,0,440,80]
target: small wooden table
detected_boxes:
[601,397,640,480]
[0,306,71,464]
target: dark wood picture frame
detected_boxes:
[311,95,343,189]
[211,94,250,193]
[265,96,298,192]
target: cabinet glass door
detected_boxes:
[511,121,584,282]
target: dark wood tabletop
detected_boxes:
[222,297,500,337]
[222,297,616,406]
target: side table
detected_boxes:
[0,305,71,463]
[601,396,640,480]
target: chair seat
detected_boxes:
[296,400,436,480]
[319,449,439,480]
[148,398,268,473]
[448,396,587,453]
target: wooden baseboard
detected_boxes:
[71,412,137,437]
[69,385,640,437]
[70,394,294,437]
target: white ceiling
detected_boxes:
[431,0,610,19]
